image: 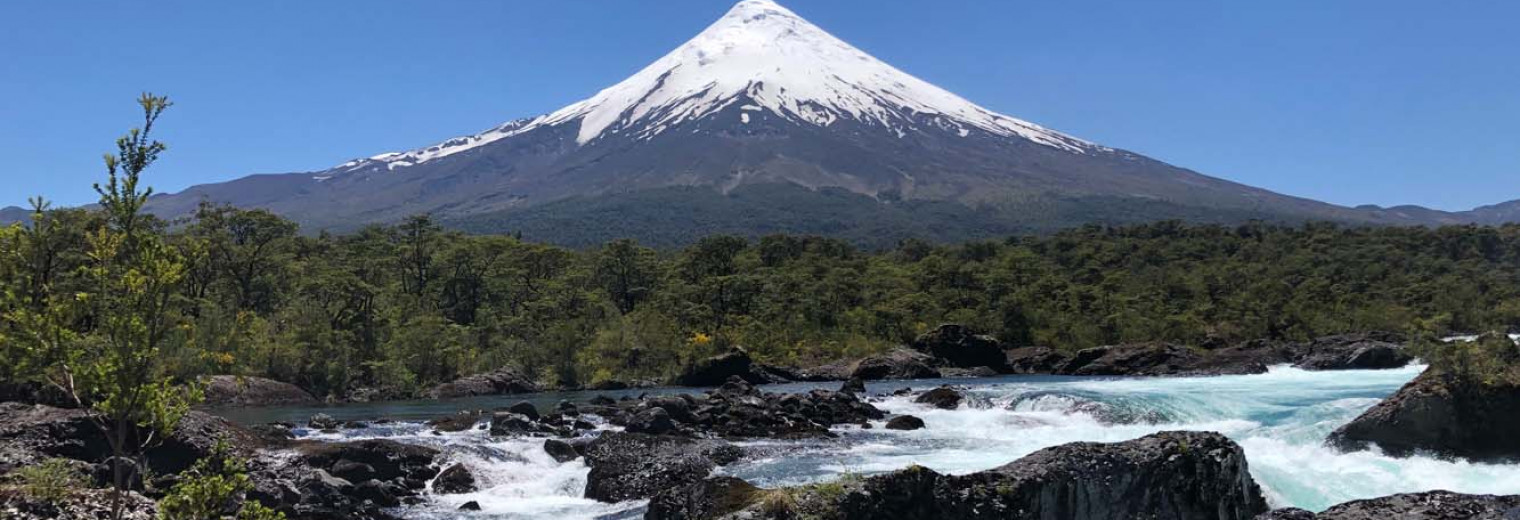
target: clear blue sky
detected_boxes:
[2,0,1516,210]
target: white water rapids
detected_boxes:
[276,365,1520,519]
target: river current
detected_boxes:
[220,365,1520,519]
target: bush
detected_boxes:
[13,458,86,503]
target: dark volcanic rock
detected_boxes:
[427,366,539,399]
[201,375,318,407]
[1329,368,1520,461]
[914,387,963,410]
[1294,333,1412,371]
[646,475,763,520]
[1003,346,1070,374]
[673,348,788,386]
[626,407,678,435]
[850,348,941,381]
[0,404,264,477]
[1255,508,1319,520]
[839,377,866,395]
[295,439,440,485]
[507,401,541,421]
[458,500,482,511]
[582,432,743,503]
[1060,342,1266,376]
[1314,491,1520,519]
[910,324,1008,371]
[544,439,579,463]
[885,415,925,431]
[651,431,1267,520]
[426,412,483,433]
[433,463,477,494]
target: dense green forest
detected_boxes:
[5,197,1520,399]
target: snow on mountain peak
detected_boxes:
[333,0,1095,174]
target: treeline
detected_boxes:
[5,202,1520,399]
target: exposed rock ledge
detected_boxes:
[648,430,1268,520]
[202,375,318,407]
[1328,367,1520,462]
[1257,491,1520,519]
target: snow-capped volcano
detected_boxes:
[142,0,1468,245]
[340,0,1096,173]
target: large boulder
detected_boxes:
[1293,333,1412,371]
[910,325,1008,371]
[1328,368,1520,461]
[651,431,1267,520]
[426,366,539,399]
[200,375,318,408]
[914,387,963,410]
[582,432,743,503]
[433,463,477,494]
[850,348,941,381]
[673,349,760,386]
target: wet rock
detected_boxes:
[914,387,963,410]
[427,366,539,399]
[1329,368,1520,461]
[588,395,617,407]
[489,412,564,437]
[582,432,744,503]
[507,401,541,421]
[201,375,318,408]
[910,324,1009,371]
[353,478,401,507]
[665,430,1267,520]
[458,500,482,511]
[544,439,579,463]
[427,412,482,433]
[295,439,440,486]
[1313,490,1520,519]
[885,415,925,430]
[1003,346,1070,374]
[308,413,340,430]
[434,463,477,494]
[850,348,942,381]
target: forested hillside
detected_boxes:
[5,203,1518,400]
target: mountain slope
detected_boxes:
[139,0,1513,242]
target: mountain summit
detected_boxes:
[141,0,1500,245]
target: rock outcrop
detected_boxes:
[426,366,539,399]
[910,325,1009,372]
[1294,333,1412,371]
[1003,347,1069,374]
[914,387,963,410]
[1329,368,1520,461]
[582,432,744,503]
[0,403,265,478]
[1059,342,1267,376]
[849,348,942,381]
[651,430,1267,520]
[672,348,794,386]
[201,375,318,408]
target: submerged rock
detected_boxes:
[1328,368,1520,461]
[914,387,963,410]
[651,430,1267,520]
[885,415,925,431]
